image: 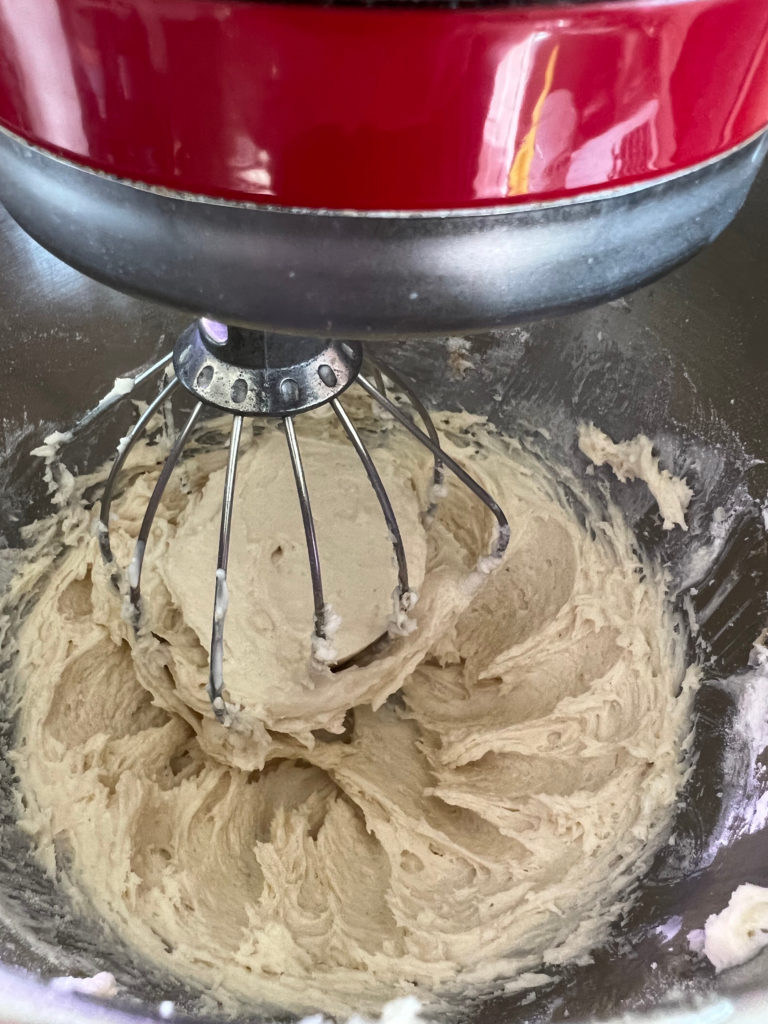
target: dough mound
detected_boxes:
[9,401,696,1016]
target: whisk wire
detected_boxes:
[366,354,444,509]
[331,397,409,600]
[356,373,511,561]
[284,415,328,642]
[366,354,445,496]
[128,401,204,610]
[99,377,180,565]
[208,414,244,718]
[370,365,387,399]
[75,352,175,435]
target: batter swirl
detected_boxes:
[9,402,696,1016]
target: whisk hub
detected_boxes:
[174,320,363,416]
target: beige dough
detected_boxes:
[8,399,697,1017]
[578,424,693,531]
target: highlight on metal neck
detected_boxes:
[89,320,509,727]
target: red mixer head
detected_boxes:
[0,0,767,336]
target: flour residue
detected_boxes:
[700,884,768,972]
[50,971,118,998]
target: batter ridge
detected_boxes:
[7,399,697,1017]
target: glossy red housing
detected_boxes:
[0,0,767,211]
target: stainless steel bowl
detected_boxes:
[2,164,768,1023]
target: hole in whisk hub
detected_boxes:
[230,378,248,404]
[280,378,300,404]
[196,365,214,390]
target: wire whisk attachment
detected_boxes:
[50,320,510,725]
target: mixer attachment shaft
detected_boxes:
[90,319,509,724]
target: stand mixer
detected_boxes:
[3,0,768,1019]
